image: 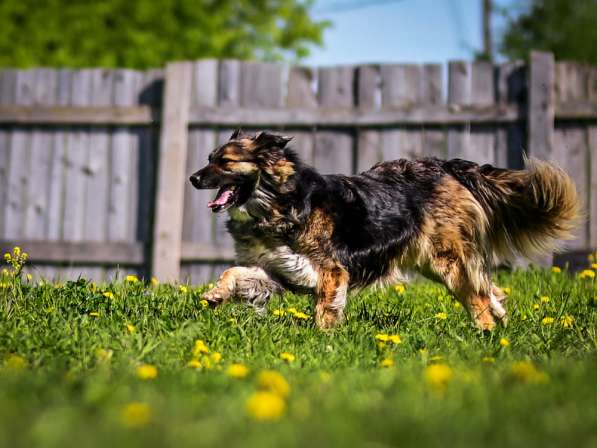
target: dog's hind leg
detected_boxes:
[428,251,506,330]
[203,266,283,310]
[314,265,349,329]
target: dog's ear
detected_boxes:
[229,128,244,140]
[252,131,292,149]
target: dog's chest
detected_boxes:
[229,210,318,288]
[236,241,318,289]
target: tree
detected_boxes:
[499,0,597,64]
[0,0,329,68]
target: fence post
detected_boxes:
[151,62,192,282]
[528,51,555,160]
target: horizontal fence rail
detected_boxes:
[0,52,596,283]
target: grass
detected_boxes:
[1,256,597,448]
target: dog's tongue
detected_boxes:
[208,189,233,208]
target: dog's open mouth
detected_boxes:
[207,185,239,213]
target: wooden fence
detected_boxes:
[0,51,596,282]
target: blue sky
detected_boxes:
[305,0,524,65]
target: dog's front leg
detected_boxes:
[203,266,283,309]
[315,265,349,329]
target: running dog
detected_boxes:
[189,130,580,330]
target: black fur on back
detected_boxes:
[274,154,446,286]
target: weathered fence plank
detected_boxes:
[5,70,34,240]
[182,59,219,283]
[287,66,316,165]
[528,51,555,161]
[316,66,354,174]
[0,240,143,265]
[356,64,382,172]
[151,62,193,282]
[447,61,471,160]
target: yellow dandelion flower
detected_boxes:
[293,311,310,320]
[193,339,209,356]
[510,361,549,384]
[551,266,562,273]
[257,370,290,398]
[210,352,223,363]
[501,287,512,295]
[579,269,595,279]
[120,402,152,428]
[287,307,298,315]
[179,285,188,293]
[388,334,402,344]
[246,391,286,421]
[26,273,32,281]
[136,364,158,380]
[561,315,574,328]
[424,363,453,389]
[13,247,20,257]
[380,358,395,368]
[454,301,462,309]
[482,356,495,363]
[4,354,27,370]
[499,338,510,347]
[187,359,202,369]
[542,317,555,325]
[540,296,550,303]
[521,314,528,321]
[126,324,136,333]
[394,284,406,294]
[273,309,286,316]
[435,312,448,320]
[592,263,597,270]
[89,312,100,317]
[150,277,159,287]
[102,291,114,299]
[279,352,296,362]
[533,304,540,310]
[375,333,390,342]
[125,275,139,283]
[227,363,249,378]
[199,299,209,308]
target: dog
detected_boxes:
[189,130,580,330]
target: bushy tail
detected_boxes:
[443,157,582,262]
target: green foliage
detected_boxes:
[500,0,597,64]
[1,265,596,447]
[0,0,329,68]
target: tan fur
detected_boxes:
[482,157,581,262]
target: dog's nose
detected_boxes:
[189,174,201,189]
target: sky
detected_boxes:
[304,0,524,66]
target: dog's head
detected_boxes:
[189,130,294,213]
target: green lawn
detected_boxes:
[1,257,597,448]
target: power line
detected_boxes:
[314,0,409,15]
